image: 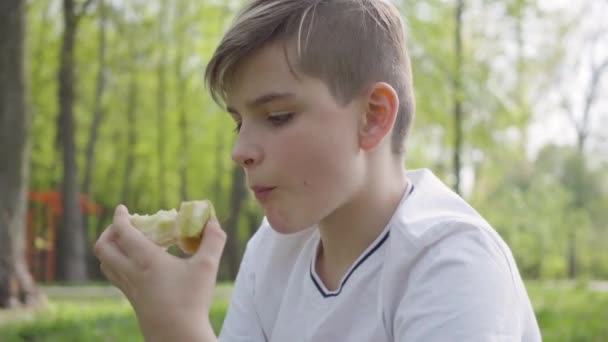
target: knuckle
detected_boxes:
[135,257,152,273]
[112,226,122,240]
[94,240,106,258]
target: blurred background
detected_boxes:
[1,0,607,341]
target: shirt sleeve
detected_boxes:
[218,241,267,342]
[393,227,531,342]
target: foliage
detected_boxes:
[22,0,608,281]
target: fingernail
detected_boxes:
[117,204,128,214]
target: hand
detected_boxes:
[94,205,226,341]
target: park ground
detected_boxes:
[0,280,607,341]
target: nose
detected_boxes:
[231,129,263,169]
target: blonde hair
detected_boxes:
[205,0,415,155]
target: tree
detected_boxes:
[0,0,43,308]
[56,0,94,282]
[556,0,608,278]
[120,32,139,207]
[81,0,108,278]
[156,0,169,209]
[452,0,464,194]
[175,0,191,202]
[223,166,248,279]
[82,0,107,201]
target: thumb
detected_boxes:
[191,218,227,269]
[113,204,130,224]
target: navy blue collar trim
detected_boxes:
[310,183,415,298]
[310,229,390,298]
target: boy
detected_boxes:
[94,0,542,341]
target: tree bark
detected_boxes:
[82,0,107,278]
[214,131,226,209]
[121,38,138,206]
[82,0,107,197]
[156,0,168,208]
[224,166,247,280]
[56,0,88,281]
[175,0,190,202]
[452,0,464,195]
[247,207,262,241]
[0,0,43,308]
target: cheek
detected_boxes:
[280,125,356,205]
[281,132,347,185]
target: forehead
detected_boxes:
[225,43,304,107]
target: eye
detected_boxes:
[267,112,295,127]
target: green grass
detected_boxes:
[0,285,232,342]
[0,281,606,341]
[526,281,608,342]
[0,297,143,341]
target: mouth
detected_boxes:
[251,186,276,202]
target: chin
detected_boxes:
[266,213,313,235]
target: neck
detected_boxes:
[315,159,408,290]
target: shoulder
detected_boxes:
[388,169,512,259]
[385,169,521,287]
[379,169,537,340]
[385,224,535,340]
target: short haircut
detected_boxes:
[205,0,415,155]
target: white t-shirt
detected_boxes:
[219,169,542,341]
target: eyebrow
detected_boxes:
[226,92,296,115]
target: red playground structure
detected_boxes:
[26,191,103,282]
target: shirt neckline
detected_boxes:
[309,179,415,298]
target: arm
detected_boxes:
[94,205,226,341]
[394,228,528,341]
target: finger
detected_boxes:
[95,229,135,276]
[100,262,132,301]
[191,218,227,270]
[95,224,126,258]
[99,262,120,285]
[111,204,160,263]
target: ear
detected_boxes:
[358,82,399,151]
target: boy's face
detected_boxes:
[225,43,366,234]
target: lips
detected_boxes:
[251,186,276,202]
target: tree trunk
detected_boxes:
[224,166,247,280]
[82,0,107,199]
[452,0,464,195]
[0,0,43,308]
[121,37,138,205]
[214,131,225,209]
[247,207,262,241]
[514,0,528,154]
[156,0,168,208]
[56,0,87,281]
[82,0,107,278]
[175,0,190,202]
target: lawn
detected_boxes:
[0,284,232,342]
[526,280,608,342]
[0,281,606,341]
